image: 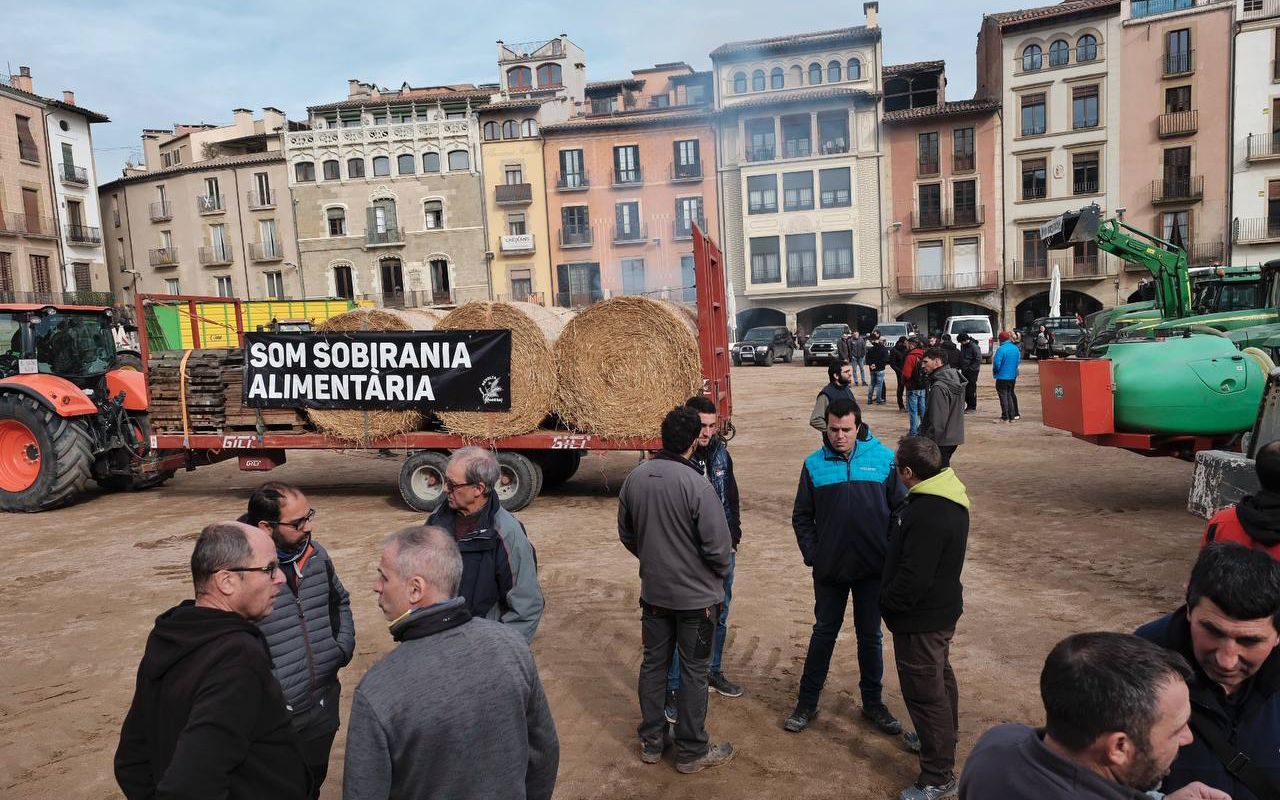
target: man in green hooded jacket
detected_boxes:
[881,436,970,800]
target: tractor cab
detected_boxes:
[0,305,118,389]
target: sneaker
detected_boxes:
[783,705,818,732]
[903,730,922,753]
[664,690,678,725]
[708,672,744,698]
[862,703,903,735]
[1013,415,1021,421]
[640,741,664,764]
[898,780,957,800]
[676,742,736,774]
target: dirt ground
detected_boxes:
[0,361,1206,799]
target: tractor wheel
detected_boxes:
[533,449,583,489]
[0,393,93,512]
[495,451,542,513]
[398,450,450,513]
[95,413,174,492]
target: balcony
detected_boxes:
[911,207,985,231]
[559,228,593,248]
[556,171,589,191]
[246,189,275,209]
[911,209,945,231]
[917,159,940,177]
[1187,240,1225,265]
[197,194,225,214]
[149,247,179,267]
[670,162,703,182]
[198,245,234,266]
[674,217,707,240]
[495,183,533,205]
[21,215,57,238]
[0,211,22,236]
[745,146,776,163]
[897,270,999,296]
[819,139,849,156]
[953,154,976,172]
[1158,110,1197,138]
[1151,176,1203,204]
[1233,218,1280,244]
[1163,50,1194,76]
[65,224,102,245]
[781,141,811,159]
[612,168,643,188]
[59,163,88,186]
[1012,256,1113,282]
[149,201,172,222]
[366,227,406,247]
[500,233,535,253]
[1246,132,1280,162]
[613,224,648,244]
[250,240,284,262]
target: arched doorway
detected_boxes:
[897,301,996,339]
[1014,290,1103,327]
[378,256,405,307]
[797,303,877,335]
[736,307,785,335]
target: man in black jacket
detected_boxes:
[890,338,909,411]
[866,333,890,406]
[939,334,960,369]
[883,437,969,800]
[115,522,310,800]
[957,333,981,412]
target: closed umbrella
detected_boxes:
[1049,263,1062,318]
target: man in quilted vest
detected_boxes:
[1202,440,1280,560]
[243,482,355,799]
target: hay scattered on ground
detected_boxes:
[555,297,701,439]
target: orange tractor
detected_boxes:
[0,302,172,511]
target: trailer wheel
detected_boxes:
[399,450,450,513]
[0,393,93,512]
[495,451,542,513]
[534,450,582,489]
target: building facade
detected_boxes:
[1231,0,1280,265]
[101,109,300,304]
[46,86,110,297]
[284,81,491,307]
[712,5,889,335]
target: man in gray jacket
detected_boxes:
[918,348,966,468]
[243,482,354,798]
[344,525,559,800]
[619,405,735,774]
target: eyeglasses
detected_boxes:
[227,561,280,579]
[444,480,477,493]
[271,508,316,530]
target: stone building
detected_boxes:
[1231,0,1280,266]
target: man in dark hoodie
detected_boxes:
[939,334,961,370]
[883,436,969,800]
[919,347,965,468]
[115,522,311,800]
[957,333,981,413]
[890,338,909,411]
[866,332,890,406]
[1202,440,1280,560]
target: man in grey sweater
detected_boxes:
[343,526,559,800]
[619,405,735,774]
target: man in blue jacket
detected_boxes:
[785,398,909,738]
[1136,542,1280,800]
[991,331,1021,422]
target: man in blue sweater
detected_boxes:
[991,331,1021,422]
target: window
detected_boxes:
[537,63,562,87]
[370,199,398,242]
[15,115,38,162]
[808,62,823,85]
[918,183,943,227]
[1164,145,1192,191]
[327,207,346,236]
[215,276,234,298]
[819,168,851,208]
[847,58,862,80]
[786,233,817,286]
[510,269,533,301]
[424,200,443,230]
[953,127,975,171]
[818,111,848,154]
[295,161,315,182]
[953,180,978,225]
[347,158,365,178]
[1072,85,1099,129]
[1166,29,1191,74]
[1073,240,1100,273]
[382,258,406,297]
[1166,85,1192,114]
[790,64,804,85]
[676,196,704,236]
[917,241,944,287]
[505,165,524,185]
[622,258,646,295]
[393,154,413,175]
[1022,230,1048,276]
[1162,210,1190,248]
[507,213,526,235]
[614,202,641,240]
[822,230,853,279]
[508,66,532,90]
[614,145,641,184]
[161,230,173,249]
[483,121,499,140]
[1022,44,1043,71]
[322,159,340,180]
[781,114,810,158]
[674,139,701,178]
[560,149,585,187]
[1073,152,1099,194]
[733,71,747,93]
[746,118,776,161]
[827,60,842,82]
[750,236,781,283]
[333,264,354,300]
[521,118,538,137]
[164,278,180,295]
[1022,158,1047,200]
[372,156,390,176]
[783,171,814,211]
[591,96,618,115]
[562,205,590,244]
[680,254,696,303]
[422,152,440,173]
[1077,34,1098,62]
[771,67,785,89]
[265,271,284,299]
[0,253,10,293]
[556,262,601,307]
[30,254,50,292]
[1048,39,1070,67]
[752,70,766,91]
[503,120,518,139]
[918,132,940,175]
[448,150,470,171]
[1021,93,1046,136]
[747,174,778,214]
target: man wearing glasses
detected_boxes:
[241,482,355,798]
[116,522,311,799]
[427,447,544,643]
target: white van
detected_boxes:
[873,321,911,349]
[943,315,994,361]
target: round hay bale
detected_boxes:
[383,308,443,330]
[435,301,562,439]
[307,309,421,442]
[555,297,700,439]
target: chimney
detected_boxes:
[62,90,76,106]
[10,65,33,93]
[233,107,253,128]
[863,1,879,28]
[348,79,362,97]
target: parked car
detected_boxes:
[803,323,852,366]
[873,321,911,349]
[1019,316,1087,358]
[943,315,994,361]
[732,326,795,366]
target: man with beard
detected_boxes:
[1201,440,1280,559]
[960,632,1227,800]
[918,348,966,468]
[1136,542,1280,799]
[810,359,856,433]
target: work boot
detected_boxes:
[783,705,818,732]
[862,703,903,735]
[676,742,736,774]
[664,689,678,725]
[708,671,744,697]
[898,780,957,800]
[640,740,664,764]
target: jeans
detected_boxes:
[894,628,959,786]
[893,369,905,409]
[852,356,867,385]
[996,379,1020,420]
[669,552,735,689]
[962,368,979,411]
[867,370,886,404]
[797,575,885,710]
[640,602,716,761]
[908,389,927,436]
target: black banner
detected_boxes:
[242,330,512,411]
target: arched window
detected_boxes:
[347,157,365,178]
[1077,34,1098,62]
[847,58,862,80]
[808,62,823,85]
[1022,44,1043,71]
[447,150,470,171]
[502,119,518,139]
[752,69,766,91]
[322,159,340,180]
[294,161,315,182]
[507,66,532,90]
[827,60,842,82]
[733,71,747,93]
[326,207,346,237]
[422,152,440,172]
[483,121,499,140]
[372,156,389,176]
[1048,39,1069,67]
[771,67,785,89]
[537,63,562,87]
[521,118,538,137]
[397,154,415,175]
[790,64,804,85]
[424,200,443,230]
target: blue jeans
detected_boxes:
[669,552,735,689]
[797,574,885,709]
[867,370,885,403]
[908,389,927,436]
[852,356,867,385]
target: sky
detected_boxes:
[3,0,1038,180]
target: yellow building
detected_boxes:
[480,101,554,303]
